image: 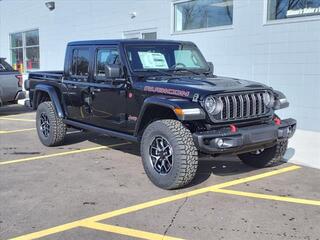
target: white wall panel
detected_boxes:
[0,0,319,135]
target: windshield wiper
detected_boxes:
[136,69,173,76]
[168,68,201,75]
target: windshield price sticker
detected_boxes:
[138,52,169,69]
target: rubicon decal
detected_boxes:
[144,86,190,97]
[128,115,138,121]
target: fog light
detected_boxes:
[215,138,224,148]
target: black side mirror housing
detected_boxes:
[105,64,121,78]
[207,62,214,74]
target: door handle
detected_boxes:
[89,87,101,93]
[69,84,78,89]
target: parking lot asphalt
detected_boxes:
[0,105,320,240]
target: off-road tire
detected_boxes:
[36,101,67,146]
[140,119,198,190]
[239,140,288,168]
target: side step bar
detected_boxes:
[63,119,138,142]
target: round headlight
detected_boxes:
[263,92,274,108]
[204,96,222,114]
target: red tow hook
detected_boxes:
[229,124,237,133]
[274,117,281,126]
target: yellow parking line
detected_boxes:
[10,165,300,240]
[81,222,183,240]
[209,165,301,190]
[83,166,301,223]
[0,142,130,166]
[0,117,35,122]
[11,222,81,240]
[212,188,320,206]
[0,128,35,134]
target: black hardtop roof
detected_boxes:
[67,39,193,46]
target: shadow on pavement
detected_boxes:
[63,130,281,188]
[64,130,140,155]
[0,104,34,116]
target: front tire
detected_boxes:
[36,101,67,146]
[140,119,198,190]
[239,140,288,168]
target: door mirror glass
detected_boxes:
[105,64,121,78]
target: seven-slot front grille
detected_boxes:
[215,92,269,121]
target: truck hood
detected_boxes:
[139,75,270,99]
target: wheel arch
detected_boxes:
[135,103,177,139]
[33,84,64,118]
[134,96,205,138]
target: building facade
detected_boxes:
[0,0,319,168]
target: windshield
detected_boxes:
[125,43,209,73]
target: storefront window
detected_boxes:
[10,29,40,72]
[11,33,23,48]
[174,0,233,32]
[142,32,157,40]
[11,48,24,71]
[26,47,40,69]
[26,30,39,46]
[268,0,320,20]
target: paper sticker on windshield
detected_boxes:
[138,52,168,69]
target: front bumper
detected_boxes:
[193,118,296,155]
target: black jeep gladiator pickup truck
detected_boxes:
[25,40,296,189]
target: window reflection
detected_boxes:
[174,0,233,32]
[268,0,320,20]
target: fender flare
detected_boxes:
[33,84,65,118]
[273,90,289,110]
[134,96,205,136]
[0,86,3,106]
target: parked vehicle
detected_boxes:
[25,40,296,189]
[0,58,24,106]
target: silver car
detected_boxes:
[0,58,25,106]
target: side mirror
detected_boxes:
[105,64,122,78]
[207,62,214,74]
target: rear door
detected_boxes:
[63,47,93,121]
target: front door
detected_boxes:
[87,47,127,131]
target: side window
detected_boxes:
[95,48,120,80]
[71,49,78,75]
[71,48,90,80]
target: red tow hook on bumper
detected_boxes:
[229,124,237,133]
[274,117,281,126]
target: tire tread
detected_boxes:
[141,119,198,189]
[36,101,66,146]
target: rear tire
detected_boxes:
[239,140,288,168]
[36,101,67,146]
[140,119,198,190]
